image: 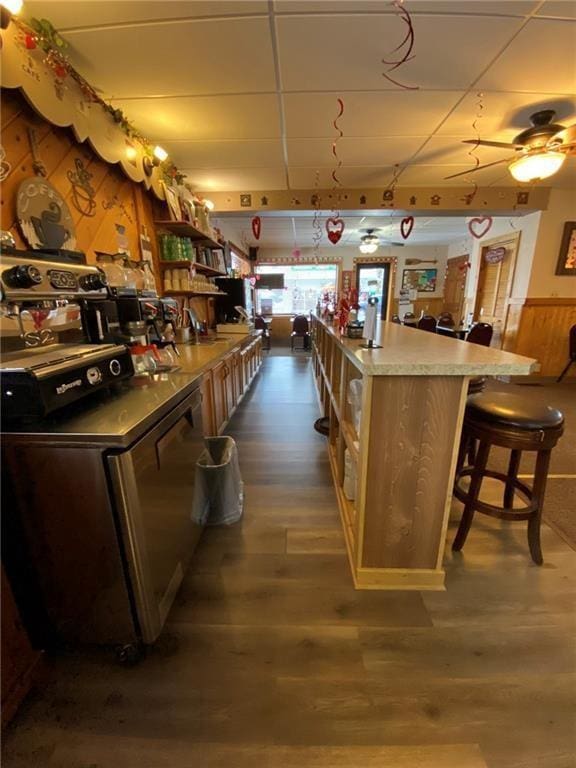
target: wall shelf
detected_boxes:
[158,260,226,277]
[154,220,224,250]
[163,290,224,298]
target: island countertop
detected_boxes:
[317,316,538,376]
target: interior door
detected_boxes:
[356,263,391,320]
[442,255,468,320]
[473,235,519,347]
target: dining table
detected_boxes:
[437,325,469,340]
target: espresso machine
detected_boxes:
[0,250,134,420]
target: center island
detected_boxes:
[311,315,538,591]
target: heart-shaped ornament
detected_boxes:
[468,216,493,240]
[326,217,345,245]
[251,216,261,240]
[400,216,414,240]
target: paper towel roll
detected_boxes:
[362,303,377,341]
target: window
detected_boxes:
[255,263,338,315]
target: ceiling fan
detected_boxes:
[359,229,404,254]
[445,110,576,183]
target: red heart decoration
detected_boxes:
[251,216,261,240]
[326,217,345,245]
[400,216,414,240]
[468,216,493,240]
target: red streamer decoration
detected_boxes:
[251,215,261,240]
[331,98,345,188]
[382,1,419,90]
[461,92,485,205]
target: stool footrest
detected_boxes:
[454,468,537,521]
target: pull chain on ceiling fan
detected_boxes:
[445,110,576,183]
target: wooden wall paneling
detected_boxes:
[501,299,524,353]
[361,375,464,570]
[514,300,576,378]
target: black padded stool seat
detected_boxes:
[453,390,564,565]
[467,391,564,430]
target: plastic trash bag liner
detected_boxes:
[347,378,363,436]
[192,436,244,526]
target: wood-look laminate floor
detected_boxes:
[3,355,575,768]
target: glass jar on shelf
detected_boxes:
[140,260,157,294]
[96,253,124,289]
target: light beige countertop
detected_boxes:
[175,331,259,376]
[317,317,538,376]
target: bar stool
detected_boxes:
[453,391,564,565]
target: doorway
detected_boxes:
[356,262,391,320]
[442,255,468,322]
[473,233,520,347]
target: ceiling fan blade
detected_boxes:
[462,139,523,150]
[444,157,515,180]
[548,125,576,150]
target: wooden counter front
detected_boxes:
[311,316,537,591]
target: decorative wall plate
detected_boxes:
[17,177,76,250]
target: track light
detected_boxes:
[143,145,168,176]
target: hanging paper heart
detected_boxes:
[292,248,301,259]
[400,216,414,240]
[326,217,345,245]
[251,216,261,240]
[468,216,493,240]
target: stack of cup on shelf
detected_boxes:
[163,267,219,294]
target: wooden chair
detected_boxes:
[291,314,310,351]
[453,391,564,565]
[417,315,437,333]
[467,322,493,347]
[557,324,576,382]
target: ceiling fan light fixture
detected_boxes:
[359,232,379,254]
[509,151,566,182]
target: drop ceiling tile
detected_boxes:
[274,1,537,14]
[288,166,399,188]
[398,163,518,187]
[286,137,425,167]
[477,18,576,94]
[64,17,275,97]
[410,136,527,166]
[536,1,576,18]
[283,92,464,138]
[437,92,576,139]
[185,168,288,192]
[167,140,285,169]
[24,1,268,28]
[111,95,281,141]
[276,14,522,91]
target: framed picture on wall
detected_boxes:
[401,268,437,293]
[160,181,182,222]
[555,221,576,276]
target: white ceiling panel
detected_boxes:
[286,137,426,167]
[477,18,576,94]
[276,14,522,92]
[110,95,282,141]
[288,166,399,189]
[283,92,464,138]
[437,91,576,139]
[536,1,576,18]
[63,17,276,97]
[24,1,268,29]
[274,2,538,16]
[168,140,285,170]
[182,168,288,192]
[397,163,518,187]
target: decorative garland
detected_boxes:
[461,91,485,205]
[11,15,185,184]
[326,98,345,245]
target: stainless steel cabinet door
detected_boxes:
[108,389,204,643]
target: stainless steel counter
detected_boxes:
[1,371,201,448]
